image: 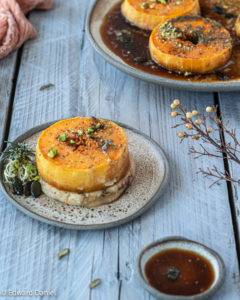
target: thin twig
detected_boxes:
[170,100,240,186]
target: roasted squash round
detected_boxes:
[121,0,200,30]
[149,16,232,74]
[36,117,134,207]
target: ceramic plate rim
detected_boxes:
[0,120,169,230]
[86,0,240,92]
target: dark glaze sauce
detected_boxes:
[100,2,240,82]
[144,248,215,296]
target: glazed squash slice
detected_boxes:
[121,0,200,30]
[36,117,131,193]
[149,16,232,74]
[36,117,135,207]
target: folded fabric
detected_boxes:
[18,0,53,13]
[0,0,53,59]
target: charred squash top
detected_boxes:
[37,117,128,169]
[127,0,196,16]
[156,16,232,58]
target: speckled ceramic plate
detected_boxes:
[0,121,169,230]
[86,0,240,92]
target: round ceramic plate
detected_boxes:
[0,121,169,230]
[86,0,240,92]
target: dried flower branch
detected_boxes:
[170,99,240,186]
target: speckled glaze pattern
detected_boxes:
[0,122,169,230]
[86,0,240,92]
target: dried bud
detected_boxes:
[185,123,193,130]
[177,131,186,139]
[186,112,193,119]
[192,134,201,140]
[192,110,199,116]
[207,127,213,133]
[206,106,214,113]
[173,99,180,107]
[195,118,203,125]
[171,111,178,118]
[171,103,177,109]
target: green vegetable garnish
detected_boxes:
[156,0,167,4]
[77,130,83,137]
[141,2,150,9]
[48,148,58,158]
[58,248,70,259]
[87,127,95,134]
[69,140,76,145]
[3,143,39,185]
[58,133,67,142]
[160,21,183,40]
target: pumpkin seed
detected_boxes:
[39,83,55,91]
[58,248,70,259]
[89,278,102,289]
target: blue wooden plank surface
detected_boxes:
[0,53,18,148]
[0,1,239,299]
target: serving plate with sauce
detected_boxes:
[86,0,240,91]
[0,121,169,230]
[138,237,225,299]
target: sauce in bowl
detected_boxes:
[144,248,215,296]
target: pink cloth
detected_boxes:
[0,0,53,59]
[18,0,53,13]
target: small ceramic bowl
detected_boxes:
[137,236,225,300]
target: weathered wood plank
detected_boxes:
[0,1,239,300]
[80,53,240,299]
[218,92,240,247]
[0,53,18,149]
[0,1,93,300]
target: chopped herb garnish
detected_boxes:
[87,127,95,134]
[3,142,33,161]
[89,278,102,289]
[156,0,167,4]
[141,2,150,9]
[69,139,76,145]
[48,148,58,158]
[160,21,183,40]
[77,129,83,137]
[58,133,67,142]
[58,248,70,259]
[3,143,40,196]
[96,123,103,130]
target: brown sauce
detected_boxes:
[100,2,240,82]
[144,248,215,296]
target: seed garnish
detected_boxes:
[48,148,58,158]
[89,278,102,289]
[58,248,70,259]
[39,83,55,91]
